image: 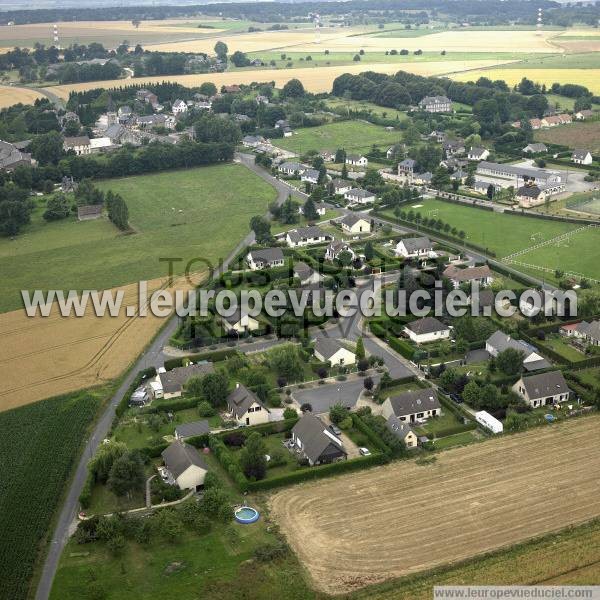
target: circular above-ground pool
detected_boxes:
[234,506,260,524]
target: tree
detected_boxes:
[283,407,298,420]
[214,41,228,61]
[199,82,217,97]
[230,51,251,67]
[281,78,305,99]
[267,344,304,381]
[363,376,374,391]
[107,451,145,497]
[239,432,267,480]
[43,192,71,221]
[302,197,318,221]
[334,148,346,163]
[355,337,365,360]
[105,190,129,230]
[364,240,374,261]
[329,404,347,425]
[89,441,128,484]
[486,184,495,201]
[250,215,271,244]
[31,130,63,165]
[75,179,104,206]
[496,348,524,376]
[200,372,229,407]
[337,250,353,267]
[280,195,298,224]
[462,381,481,407]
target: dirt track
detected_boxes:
[270,416,600,595]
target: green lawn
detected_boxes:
[572,367,600,389]
[325,97,408,120]
[270,208,339,235]
[431,430,479,450]
[538,334,586,363]
[501,52,600,69]
[0,164,276,313]
[415,412,463,437]
[274,121,402,155]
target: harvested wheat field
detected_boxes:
[45,59,512,99]
[0,273,203,411]
[0,85,46,108]
[270,416,600,595]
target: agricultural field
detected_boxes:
[325,97,409,120]
[0,84,46,108]
[0,384,112,600]
[534,121,600,154]
[270,415,600,595]
[273,120,402,155]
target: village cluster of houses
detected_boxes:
[512,109,594,131]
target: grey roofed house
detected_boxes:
[577,320,600,343]
[77,204,103,220]
[523,142,547,153]
[248,247,284,265]
[401,236,432,254]
[387,389,441,417]
[486,330,551,371]
[346,188,373,199]
[63,135,90,148]
[227,383,269,419]
[278,161,305,173]
[517,184,543,199]
[287,225,328,244]
[332,178,351,191]
[341,213,365,228]
[443,264,492,283]
[572,148,591,161]
[105,123,125,143]
[520,370,570,399]
[291,413,346,464]
[406,316,448,336]
[293,261,314,281]
[175,419,210,439]
[158,362,215,395]
[161,440,208,479]
[313,337,345,361]
[302,168,320,180]
[346,153,364,161]
[386,414,416,439]
[399,158,416,168]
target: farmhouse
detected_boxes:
[246,248,285,270]
[385,415,418,448]
[63,136,91,156]
[419,95,451,113]
[161,440,208,491]
[301,169,321,184]
[278,161,306,176]
[467,147,489,161]
[344,188,376,205]
[293,261,320,285]
[486,331,550,371]
[291,413,347,466]
[0,140,34,170]
[395,236,433,258]
[382,388,442,424]
[332,178,352,195]
[340,213,371,234]
[512,371,570,408]
[443,264,493,288]
[313,337,356,367]
[346,154,368,167]
[571,149,593,165]
[325,240,355,262]
[221,309,260,334]
[523,143,547,154]
[286,226,330,247]
[404,317,450,344]
[227,383,270,426]
[174,420,210,441]
[476,161,562,186]
[172,99,188,115]
[158,362,215,399]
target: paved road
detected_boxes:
[35,154,291,600]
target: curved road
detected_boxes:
[35,153,295,600]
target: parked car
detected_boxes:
[329,424,342,436]
[359,447,371,456]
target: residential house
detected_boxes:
[331,179,353,195]
[242,135,265,148]
[320,150,335,162]
[63,136,91,155]
[575,109,594,120]
[440,157,468,171]
[282,127,293,137]
[404,317,450,344]
[325,240,356,262]
[345,154,368,167]
[105,124,125,144]
[313,337,356,367]
[117,106,132,123]
[89,137,115,153]
[386,415,418,448]
[523,142,547,154]
[443,139,466,157]
[398,158,416,178]
[512,371,570,408]
[161,440,208,491]
[157,362,215,399]
[136,89,159,107]
[381,388,442,423]
[486,330,551,371]
[291,413,346,466]
[386,143,404,160]
[174,420,210,441]
[246,248,285,270]
[285,226,330,247]
[443,264,494,288]
[0,140,34,170]
[473,180,502,195]
[222,84,241,94]
[293,261,321,286]
[299,202,327,217]
[429,130,446,143]
[516,184,548,208]
[467,146,489,161]
[344,188,376,205]
[542,114,572,128]
[222,309,260,335]
[561,320,600,346]
[340,213,371,234]
[529,118,543,130]
[278,161,306,176]
[255,94,269,105]
[413,171,433,186]
[301,169,320,184]
[395,236,433,258]
[419,95,451,113]
[227,383,270,426]
[274,119,289,129]
[572,149,593,165]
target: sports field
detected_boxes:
[274,120,402,155]
[270,416,600,594]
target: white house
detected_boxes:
[331,179,353,195]
[572,149,593,165]
[63,136,91,155]
[301,169,320,184]
[278,161,306,176]
[381,388,442,424]
[242,135,265,148]
[467,146,489,161]
[285,226,330,247]
[325,240,356,262]
[523,143,547,154]
[403,317,450,344]
[246,248,285,270]
[443,264,493,288]
[293,261,321,286]
[172,99,188,116]
[313,337,356,367]
[222,309,260,334]
[395,236,433,258]
[345,154,368,167]
[227,383,270,426]
[344,188,376,205]
[161,440,208,491]
[512,371,570,408]
[340,213,371,234]
[419,95,451,113]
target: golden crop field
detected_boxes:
[270,416,600,595]
[44,59,515,99]
[0,85,46,108]
[451,67,600,94]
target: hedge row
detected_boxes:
[369,321,416,359]
[209,436,248,491]
[438,391,475,422]
[350,413,393,458]
[141,396,199,414]
[434,193,495,212]
[163,348,239,371]
[504,208,599,226]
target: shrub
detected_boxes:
[197,400,215,417]
[254,541,289,562]
[339,416,353,430]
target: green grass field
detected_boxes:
[501,52,600,69]
[274,121,402,155]
[0,164,276,313]
[325,97,408,120]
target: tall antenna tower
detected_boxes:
[314,13,321,44]
[53,24,60,48]
[536,8,543,36]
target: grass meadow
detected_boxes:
[0,164,276,313]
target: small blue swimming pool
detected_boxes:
[235,506,259,524]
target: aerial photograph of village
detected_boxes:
[0,0,600,599]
